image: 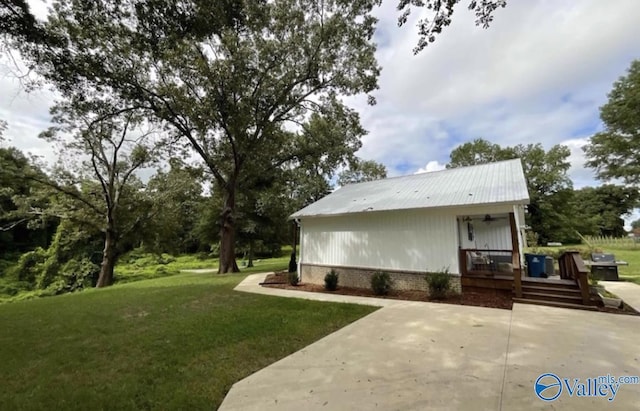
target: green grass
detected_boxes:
[0,268,376,410]
[114,252,291,283]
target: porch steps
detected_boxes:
[515,277,598,309]
[513,297,599,311]
[521,284,582,296]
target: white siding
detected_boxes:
[301,208,460,274]
[299,203,520,276]
[458,218,512,250]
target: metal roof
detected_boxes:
[291,159,530,218]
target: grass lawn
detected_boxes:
[605,248,640,284]
[0,260,376,410]
[114,252,292,283]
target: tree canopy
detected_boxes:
[448,138,574,244]
[584,59,640,185]
[337,159,387,186]
[10,0,379,273]
[571,185,639,238]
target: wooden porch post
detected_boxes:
[509,212,522,298]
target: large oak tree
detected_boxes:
[12,0,378,273]
[584,59,640,185]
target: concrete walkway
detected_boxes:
[600,281,640,311]
[221,274,640,410]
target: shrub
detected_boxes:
[288,271,299,286]
[371,271,393,295]
[426,268,451,299]
[58,258,100,292]
[0,278,31,297]
[324,269,339,291]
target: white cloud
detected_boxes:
[351,0,640,182]
[415,160,446,174]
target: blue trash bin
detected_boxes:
[525,254,546,277]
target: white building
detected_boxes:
[290,159,530,292]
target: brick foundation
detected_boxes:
[300,264,462,295]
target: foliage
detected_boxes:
[584,60,640,185]
[396,0,506,54]
[571,185,639,237]
[288,271,300,286]
[0,270,374,409]
[15,0,380,274]
[6,221,101,294]
[425,269,451,299]
[324,269,339,291]
[448,138,575,244]
[28,104,162,287]
[142,159,206,255]
[525,231,539,247]
[0,145,56,255]
[338,159,387,186]
[371,271,393,295]
[0,277,30,297]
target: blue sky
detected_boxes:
[1,0,640,225]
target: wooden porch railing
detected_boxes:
[558,251,590,305]
[509,213,522,298]
[459,249,517,275]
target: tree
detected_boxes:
[30,103,159,287]
[448,139,574,244]
[572,185,639,237]
[584,60,640,184]
[1,0,506,54]
[338,159,387,186]
[0,0,52,46]
[397,0,507,54]
[447,138,515,168]
[0,144,56,255]
[15,0,377,274]
[144,159,206,255]
[632,219,640,230]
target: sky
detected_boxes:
[1,0,640,225]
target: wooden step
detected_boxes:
[520,291,583,304]
[513,298,599,311]
[520,285,581,296]
[521,277,577,289]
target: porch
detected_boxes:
[456,211,595,308]
[460,249,596,309]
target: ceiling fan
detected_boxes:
[482,214,507,223]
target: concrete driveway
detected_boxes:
[220,276,640,410]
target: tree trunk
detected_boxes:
[218,186,240,273]
[288,221,297,272]
[96,227,116,287]
[247,239,254,268]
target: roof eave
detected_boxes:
[290,198,530,219]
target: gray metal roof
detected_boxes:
[291,159,530,218]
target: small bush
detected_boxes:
[324,269,339,291]
[426,269,451,299]
[288,271,299,286]
[371,271,393,295]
